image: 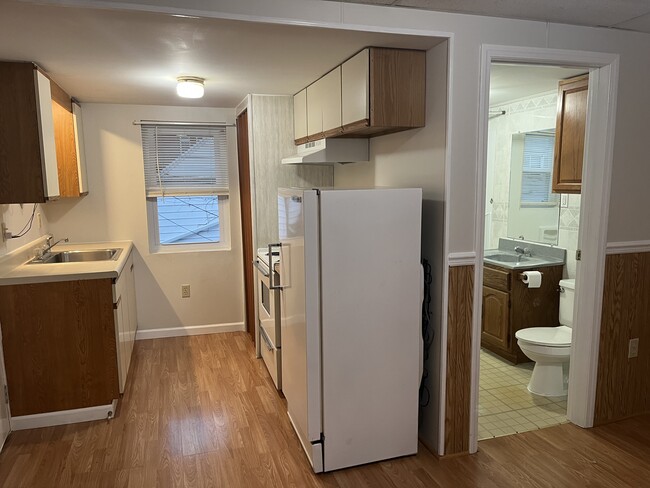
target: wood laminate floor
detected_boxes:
[1,332,649,487]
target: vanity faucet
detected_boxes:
[514,246,532,257]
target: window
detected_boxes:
[140,123,230,251]
[520,132,557,206]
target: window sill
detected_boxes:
[150,244,231,255]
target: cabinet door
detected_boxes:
[126,256,137,361]
[320,66,342,134]
[72,102,89,194]
[306,78,323,137]
[342,49,369,127]
[50,81,79,197]
[35,70,61,200]
[293,89,308,143]
[114,295,128,393]
[0,334,10,452]
[553,74,588,194]
[482,286,510,351]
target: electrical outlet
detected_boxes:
[560,194,569,208]
[628,338,639,358]
[0,222,9,243]
[181,284,191,298]
[37,212,42,229]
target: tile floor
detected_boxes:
[479,349,567,440]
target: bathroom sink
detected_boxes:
[30,249,122,264]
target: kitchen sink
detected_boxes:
[30,248,122,264]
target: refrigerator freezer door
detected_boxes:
[278,189,323,472]
[318,188,422,472]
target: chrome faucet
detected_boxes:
[35,235,69,259]
[514,246,532,260]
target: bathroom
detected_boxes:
[479,63,585,439]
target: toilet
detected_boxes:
[515,278,575,397]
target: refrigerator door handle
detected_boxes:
[268,243,283,289]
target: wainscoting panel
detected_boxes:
[445,265,474,455]
[595,251,650,424]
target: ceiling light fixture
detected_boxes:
[176,76,205,98]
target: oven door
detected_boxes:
[255,262,281,389]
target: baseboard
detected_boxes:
[606,240,650,255]
[11,399,118,431]
[135,322,245,340]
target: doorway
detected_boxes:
[479,63,585,440]
[236,109,255,341]
[471,46,619,452]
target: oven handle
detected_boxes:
[268,243,282,290]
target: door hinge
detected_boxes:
[3,385,8,404]
[576,249,582,261]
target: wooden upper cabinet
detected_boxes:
[552,74,588,194]
[293,89,308,144]
[0,61,88,204]
[306,66,342,140]
[294,47,426,144]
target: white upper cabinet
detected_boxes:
[306,67,342,138]
[341,49,370,127]
[35,70,60,200]
[293,89,308,142]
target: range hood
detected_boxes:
[281,138,369,165]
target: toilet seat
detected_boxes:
[515,326,572,347]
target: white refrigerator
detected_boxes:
[277,187,422,473]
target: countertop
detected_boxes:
[0,240,134,286]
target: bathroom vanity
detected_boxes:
[482,244,565,364]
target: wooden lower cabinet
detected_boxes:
[481,264,563,364]
[0,279,119,416]
[0,257,137,417]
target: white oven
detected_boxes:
[255,246,282,390]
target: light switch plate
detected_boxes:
[560,194,569,208]
[629,338,639,358]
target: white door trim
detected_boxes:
[472,44,619,453]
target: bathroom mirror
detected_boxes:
[506,129,560,245]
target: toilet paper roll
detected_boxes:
[521,270,542,288]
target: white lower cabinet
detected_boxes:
[114,251,137,393]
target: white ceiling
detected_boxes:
[0,0,442,106]
[490,64,588,106]
[326,0,650,33]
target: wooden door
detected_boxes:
[237,110,255,341]
[481,286,510,351]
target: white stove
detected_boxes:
[255,245,282,390]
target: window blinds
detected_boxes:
[521,133,555,204]
[141,124,229,197]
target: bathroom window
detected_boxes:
[520,133,556,205]
[140,123,230,252]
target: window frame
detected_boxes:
[140,122,232,254]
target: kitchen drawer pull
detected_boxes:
[130,263,134,272]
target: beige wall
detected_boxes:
[43,103,244,331]
[334,43,448,451]
[0,204,50,258]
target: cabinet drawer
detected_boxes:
[483,266,511,292]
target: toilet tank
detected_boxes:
[559,279,576,327]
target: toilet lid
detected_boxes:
[515,326,572,346]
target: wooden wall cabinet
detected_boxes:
[293,47,425,144]
[552,74,588,194]
[481,264,563,363]
[0,61,88,204]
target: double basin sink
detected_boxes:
[29,248,122,264]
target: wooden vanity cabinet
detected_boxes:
[0,61,88,204]
[481,264,563,364]
[552,73,588,194]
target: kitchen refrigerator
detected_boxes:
[277,187,422,473]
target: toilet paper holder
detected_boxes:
[518,271,543,282]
